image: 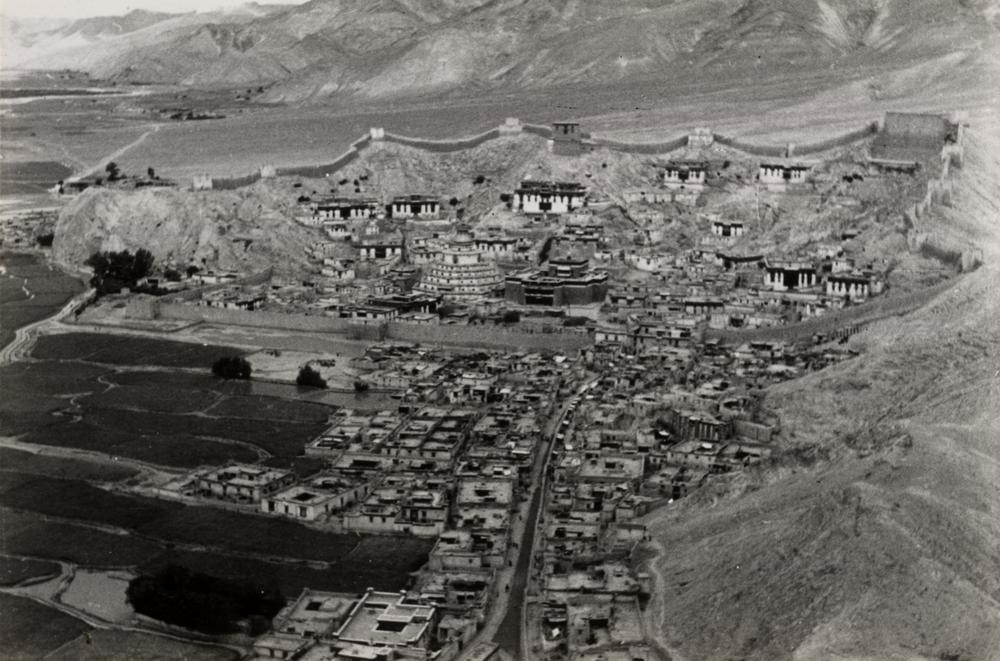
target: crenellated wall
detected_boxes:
[201,119,880,191]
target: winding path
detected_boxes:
[69,123,163,182]
[0,288,94,365]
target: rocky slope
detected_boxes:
[641,127,1000,660]
[4,0,997,102]
[51,183,316,275]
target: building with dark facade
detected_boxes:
[504,257,608,307]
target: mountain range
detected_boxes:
[3,0,997,102]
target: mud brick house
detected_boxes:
[514,180,587,215]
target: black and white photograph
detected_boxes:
[0,1,998,659]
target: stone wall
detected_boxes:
[380,128,501,153]
[154,300,593,352]
[791,122,880,156]
[590,135,689,155]
[388,321,593,352]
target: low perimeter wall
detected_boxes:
[156,303,594,352]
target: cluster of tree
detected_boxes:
[212,356,252,380]
[296,365,327,389]
[85,249,154,295]
[501,310,520,325]
[126,564,284,635]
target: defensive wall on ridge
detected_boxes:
[197,117,884,191]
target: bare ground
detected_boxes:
[640,124,1000,660]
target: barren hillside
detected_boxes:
[641,126,1000,660]
[51,183,316,275]
[4,0,996,103]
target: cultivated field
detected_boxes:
[0,333,339,468]
[48,629,239,661]
[0,557,60,586]
[0,331,434,601]
[0,252,84,348]
[0,592,92,659]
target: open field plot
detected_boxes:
[0,592,92,660]
[47,629,239,661]
[204,394,333,422]
[0,508,428,595]
[32,332,245,368]
[2,338,336,468]
[0,447,138,483]
[0,557,61,586]
[1,475,182,530]
[80,408,325,462]
[0,160,73,194]
[0,252,83,348]
[1,509,166,568]
[14,419,259,468]
[0,475,433,568]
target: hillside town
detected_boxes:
[2,109,974,661]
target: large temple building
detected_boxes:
[505,256,608,307]
[412,229,504,302]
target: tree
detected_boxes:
[35,232,55,248]
[163,268,182,282]
[85,248,155,295]
[185,265,201,278]
[212,356,252,380]
[437,303,456,318]
[147,167,156,180]
[105,161,121,181]
[353,379,370,392]
[126,564,284,635]
[449,197,459,207]
[297,365,327,389]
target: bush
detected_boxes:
[212,356,251,380]
[296,365,327,389]
[126,564,284,635]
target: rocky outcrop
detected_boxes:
[52,183,315,274]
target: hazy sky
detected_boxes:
[1,0,306,19]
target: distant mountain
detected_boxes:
[3,0,997,101]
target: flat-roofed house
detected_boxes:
[196,464,296,504]
[759,163,811,190]
[514,180,587,215]
[663,160,708,189]
[330,589,437,659]
[389,195,441,220]
[317,197,381,221]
